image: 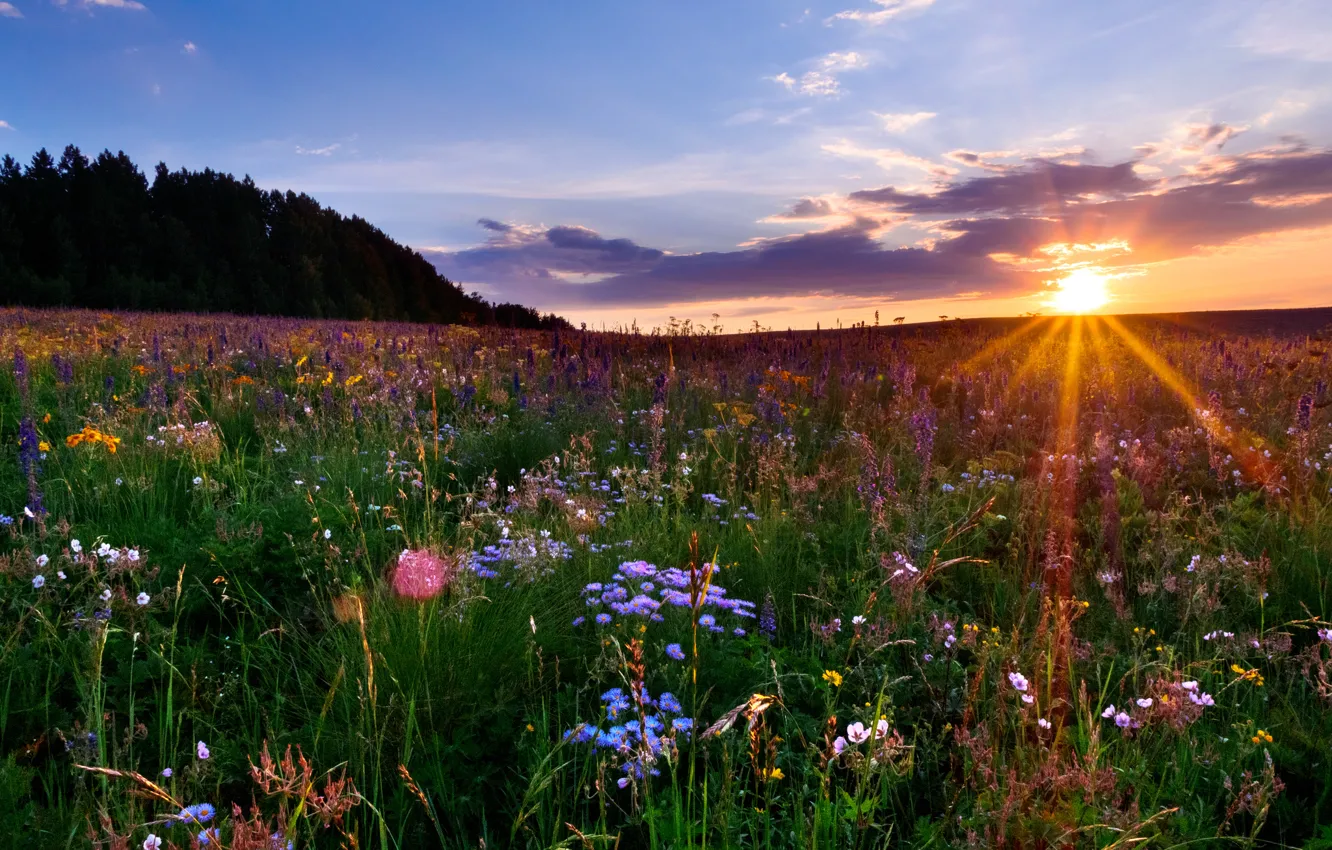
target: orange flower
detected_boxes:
[65,426,121,454]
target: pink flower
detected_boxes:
[846,722,870,744]
[390,549,455,600]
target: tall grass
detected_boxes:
[0,308,1330,848]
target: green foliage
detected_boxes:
[0,309,1330,848]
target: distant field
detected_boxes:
[1,306,1330,849]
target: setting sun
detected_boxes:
[1050,268,1111,314]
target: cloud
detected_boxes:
[1257,96,1310,127]
[875,111,936,133]
[822,139,958,178]
[769,50,869,97]
[0,120,12,130]
[1180,122,1247,153]
[768,197,838,219]
[182,41,197,54]
[853,146,1332,267]
[294,143,341,156]
[1238,0,1332,62]
[851,160,1149,214]
[424,216,1021,308]
[82,0,147,9]
[827,0,936,26]
[0,3,22,18]
[421,143,1332,312]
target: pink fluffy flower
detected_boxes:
[390,549,454,600]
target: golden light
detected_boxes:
[1050,267,1110,314]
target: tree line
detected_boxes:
[0,145,568,329]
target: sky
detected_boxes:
[2,0,1331,330]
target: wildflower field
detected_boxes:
[2,306,1332,850]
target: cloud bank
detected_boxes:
[422,144,1332,310]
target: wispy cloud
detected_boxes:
[874,111,936,133]
[822,139,957,178]
[294,143,341,156]
[0,120,13,130]
[826,0,936,26]
[0,2,22,18]
[769,50,869,97]
[53,0,148,9]
[182,41,197,54]
[1238,0,1332,62]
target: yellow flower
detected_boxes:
[760,767,785,782]
[822,670,843,687]
[38,441,51,452]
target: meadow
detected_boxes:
[1,306,1331,850]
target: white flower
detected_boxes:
[115,478,123,486]
[137,592,151,606]
[36,554,49,568]
[1181,680,1198,691]
[32,575,45,589]
[1136,698,1153,708]
[323,529,332,540]
[144,835,163,850]
[57,571,66,580]
[1021,694,1035,704]
[128,549,140,562]
[193,476,203,486]
[1101,704,1116,718]
[1037,718,1051,729]
[101,588,112,601]
[846,722,870,744]
[70,539,82,554]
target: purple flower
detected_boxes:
[196,740,210,760]
[665,643,685,661]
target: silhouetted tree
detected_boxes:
[0,144,568,329]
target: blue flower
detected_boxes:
[658,692,683,713]
[665,643,685,661]
[179,802,216,823]
[572,616,585,626]
[595,613,612,625]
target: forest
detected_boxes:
[0,145,567,329]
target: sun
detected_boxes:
[1050,267,1111,314]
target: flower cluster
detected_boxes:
[563,687,693,787]
[65,425,122,454]
[574,560,755,635]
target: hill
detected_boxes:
[0,145,567,329]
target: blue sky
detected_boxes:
[2,0,1330,328]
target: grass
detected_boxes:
[0,307,1330,848]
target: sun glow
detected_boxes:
[1050,267,1110,314]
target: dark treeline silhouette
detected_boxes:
[0,145,568,329]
